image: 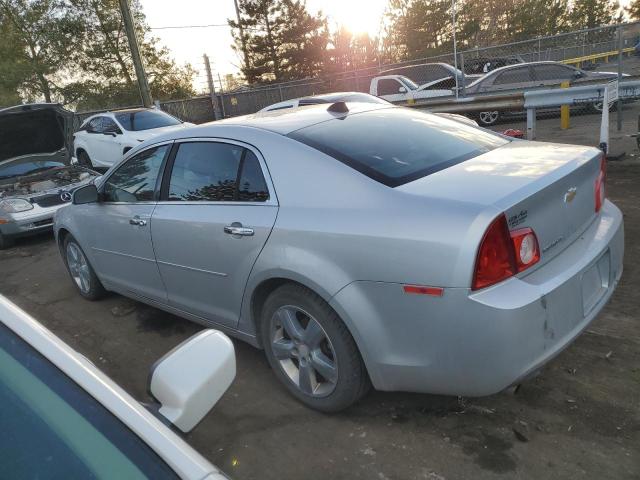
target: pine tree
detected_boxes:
[229,0,328,84]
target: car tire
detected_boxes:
[77,150,93,168]
[63,235,106,300]
[260,283,370,412]
[0,233,15,250]
[477,110,501,126]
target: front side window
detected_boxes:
[0,322,178,479]
[87,118,103,133]
[102,117,121,134]
[289,107,509,187]
[115,110,181,132]
[166,142,269,202]
[103,145,169,202]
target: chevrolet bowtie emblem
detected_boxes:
[564,187,577,203]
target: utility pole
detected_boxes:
[233,0,250,71]
[204,54,221,120]
[119,0,153,107]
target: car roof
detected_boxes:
[380,62,453,73]
[466,61,573,88]
[213,102,393,135]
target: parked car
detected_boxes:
[0,294,234,479]
[55,102,623,412]
[463,55,525,75]
[369,75,452,102]
[73,108,193,169]
[465,61,626,126]
[260,94,478,126]
[379,62,481,88]
[259,92,389,112]
[0,104,100,249]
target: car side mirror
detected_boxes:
[149,330,236,433]
[398,86,407,93]
[72,184,99,204]
[573,71,583,79]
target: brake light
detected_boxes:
[595,156,606,213]
[472,215,540,290]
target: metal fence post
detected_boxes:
[617,24,623,131]
[278,84,283,101]
[527,108,536,140]
[460,52,466,97]
[203,54,221,121]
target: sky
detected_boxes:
[140,0,390,92]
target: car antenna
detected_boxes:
[327,102,349,113]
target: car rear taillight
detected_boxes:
[472,215,540,291]
[595,155,606,213]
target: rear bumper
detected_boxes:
[330,200,624,396]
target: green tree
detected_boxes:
[229,0,328,83]
[0,0,82,103]
[325,27,380,73]
[0,12,26,106]
[627,0,640,20]
[569,0,619,29]
[69,0,195,109]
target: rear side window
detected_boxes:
[494,67,531,85]
[166,142,269,202]
[288,107,509,187]
[533,64,575,81]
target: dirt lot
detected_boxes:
[1,115,639,479]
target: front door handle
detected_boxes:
[224,223,254,236]
[129,216,147,227]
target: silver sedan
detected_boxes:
[54,103,624,411]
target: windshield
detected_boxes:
[288,107,509,187]
[0,322,178,479]
[114,110,182,132]
[0,159,65,180]
[399,76,419,90]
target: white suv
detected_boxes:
[73,109,192,169]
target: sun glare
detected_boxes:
[316,0,388,37]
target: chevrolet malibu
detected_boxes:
[54,102,624,412]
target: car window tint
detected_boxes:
[103,145,168,202]
[494,67,530,85]
[0,322,179,480]
[88,117,102,133]
[289,107,509,187]
[238,151,269,202]
[533,64,575,81]
[115,110,181,131]
[102,117,120,133]
[378,79,402,96]
[168,142,242,201]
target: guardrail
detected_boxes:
[561,47,635,68]
[403,78,640,140]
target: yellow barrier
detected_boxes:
[560,81,570,129]
[561,47,635,68]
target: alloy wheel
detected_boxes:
[66,242,91,294]
[270,305,338,397]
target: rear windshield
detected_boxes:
[115,110,181,131]
[288,107,509,187]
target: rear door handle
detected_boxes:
[224,223,254,236]
[129,216,147,227]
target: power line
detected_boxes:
[149,23,261,31]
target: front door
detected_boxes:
[90,116,124,166]
[150,140,278,328]
[82,143,171,302]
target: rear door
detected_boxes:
[151,139,278,328]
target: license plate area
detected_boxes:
[581,250,610,316]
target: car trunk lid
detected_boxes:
[397,140,602,266]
